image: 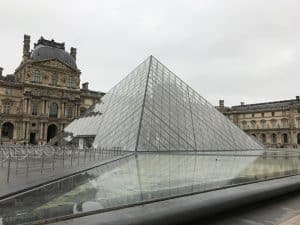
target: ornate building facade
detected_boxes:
[0,35,104,145]
[217,97,300,148]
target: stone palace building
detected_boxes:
[217,97,300,148]
[0,35,104,145]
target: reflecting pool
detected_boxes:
[1,150,300,224]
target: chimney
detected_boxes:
[296,96,299,101]
[82,82,89,90]
[23,34,30,60]
[70,47,77,60]
[241,102,245,106]
[0,67,3,76]
[219,100,224,108]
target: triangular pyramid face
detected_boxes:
[93,56,264,151]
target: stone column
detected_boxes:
[40,123,43,140]
[23,99,28,114]
[28,98,32,115]
[61,102,65,118]
[44,123,47,141]
[75,104,79,118]
[46,101,49,115]
[23,122,27,143]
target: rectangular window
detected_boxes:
[66,106,73,118]
[282,119,288,128]
[272,112,275,116]
[3,102,10,114]
[32,103,38,115]
[271,120,276,128]
[67,76,75,88]
[51,73,58,85]
[32,70,41,83]
[5,88,12,95]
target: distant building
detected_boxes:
[0,35,104,144]
[216,97,300,148]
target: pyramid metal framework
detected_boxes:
[76,56,264,151]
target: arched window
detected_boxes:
[261,133,266,143]
[1,122,14,139]
[282,133,289,144]
[49,103,58,118]
[271,134,277,144]
[33,70,41,83]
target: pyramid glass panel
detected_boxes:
[90,56,263,151]
[92,57,151,150]
[136,57,262,151]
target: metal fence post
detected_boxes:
[26,147,29,177]
[77,148,80,166]
[1,148,3,168]
[71,147,74,167]
[7,152,11,183]
[62,147,65,168]
[15,149,19,176]
[52,149,55,171]
[41,151,45,174]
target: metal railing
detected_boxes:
[0,144,124,184]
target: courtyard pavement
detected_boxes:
[0,152,131,199]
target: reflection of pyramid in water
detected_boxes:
[90,56,264,151]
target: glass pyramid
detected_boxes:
[89,56,264,151]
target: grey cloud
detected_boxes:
[0,0,300,106]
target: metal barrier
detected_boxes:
[0,144,124,184]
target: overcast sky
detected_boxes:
[1,0,300,106]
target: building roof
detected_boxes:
[0,74,16,82]
[30,37,77,70]
[231,98,300,111]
